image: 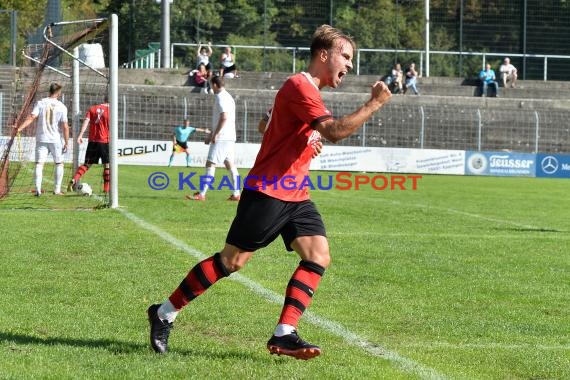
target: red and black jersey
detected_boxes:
[85,103,109,143]
[247,73,332,201]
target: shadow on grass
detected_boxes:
[0,331,258,360]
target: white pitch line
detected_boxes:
[118,208,446,380]
[399,341,570,351]
[441,207,556,231]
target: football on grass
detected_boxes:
[78,183,93,196]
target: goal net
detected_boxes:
[0,18,111,209]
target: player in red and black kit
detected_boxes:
[68,96,110,193]
[147,25,392,359]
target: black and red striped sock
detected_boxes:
[278,260,325,327]
[73,165,90,182]
[168,253,230,310]
[103,167,110,192]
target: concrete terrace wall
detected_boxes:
[3,67,570,153]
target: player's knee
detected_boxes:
[301,248,331,269]
[221,255,247,272]
[293,236,331,268]
[225,261,244,272]
[315,251,331,268]
[303,250,331,269]
[219,245,252,273]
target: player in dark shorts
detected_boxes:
[226,189,326,252]
[68,96,110,193]
[147,25,392,360]
[84,141,109,165]
[175,140,188,150]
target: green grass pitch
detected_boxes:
[0,165,568,379]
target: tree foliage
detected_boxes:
[1,0,570,79]
[0,0,109,65]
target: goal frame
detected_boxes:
[47,15,119,208]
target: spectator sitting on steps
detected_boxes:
[479,63,499,97]
[403,62,419,95]
[220,46,239,78]
[382,63,403,94]
[499,57,517,88]
[191,63,213,94]
[196,41,213,79]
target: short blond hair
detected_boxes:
[310,25,356,58]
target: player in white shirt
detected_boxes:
[16,83,70,196]
[188,76,240,201]
[499,57,518,88]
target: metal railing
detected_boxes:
[112,95,566,153]
[121,42,570,81]
[2,90,568,154]
[122,49,161,69]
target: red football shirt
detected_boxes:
[85,103,109,143]
[247,73,332,201]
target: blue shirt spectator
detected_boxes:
[479,64,499,97]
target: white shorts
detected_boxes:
[207,140,235,165]
[36,141,64,164]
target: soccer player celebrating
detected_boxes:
[68,96,110,193]
[147,25,392,360]
[168,118,210,167]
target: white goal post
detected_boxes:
[50,15,119,208]
[109,14,118,208]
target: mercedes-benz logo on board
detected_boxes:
[541,156,559,175]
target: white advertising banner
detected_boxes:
[117,140,261,168]
[2,136,465,175]
[0,136,76,162]
[311,145,465,175]
[117,139,465,175]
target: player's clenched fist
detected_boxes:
[370,81,392,105]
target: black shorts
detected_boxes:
[174,140,188,150]
[84,142,109,165]
[222,64,236,73]
[226,189,326,252]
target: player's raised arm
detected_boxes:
[315,81,391,144]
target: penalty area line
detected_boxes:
[118,208,446,380]
[399,341,570,351]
